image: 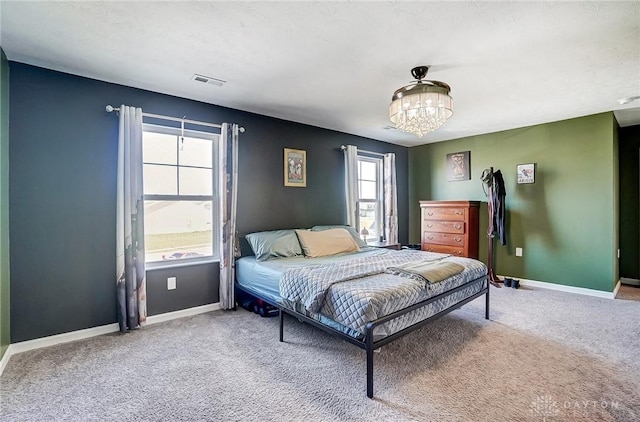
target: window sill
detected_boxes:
[145,258,219,272]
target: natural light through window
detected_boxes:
[142,125,218,264]
[357,156,383,242]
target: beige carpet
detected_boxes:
[1,286,639,421]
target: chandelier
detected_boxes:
[389,66,453,138]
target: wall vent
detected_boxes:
[382,125,398,131]
[191,74,226,87]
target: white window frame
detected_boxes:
[142,123,220,267]
[356,154,384,241]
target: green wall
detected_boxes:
[0,49,10,359]
[409,113,618,292]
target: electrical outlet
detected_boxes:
[515,247,523,257]
[167,277,177,290]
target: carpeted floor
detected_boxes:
[1,286,639,421]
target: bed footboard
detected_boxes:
[363,276,489,397]
[235,275,489,398]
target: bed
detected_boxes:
[235,226,489,398]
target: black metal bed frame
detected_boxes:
[235,275,489,398]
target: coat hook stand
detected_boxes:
[484,166,502,288]
[487,233,501,287]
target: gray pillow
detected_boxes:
[310,225,367,248]
[245,230,304,261]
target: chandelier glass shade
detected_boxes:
[389,66,453,138]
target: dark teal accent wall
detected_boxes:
[0,50,10,359]
[409,113,618,292]
[619,125,640,279]
[612,121,619,285]
[8,62,408,342]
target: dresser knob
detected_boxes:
[427,212,433,216]
[454,211,462,215]
[426,224,433,228]
[456,238,462,243]
[454,224,461,229]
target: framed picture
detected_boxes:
[446,151,471,181]
[517,163,535,184]
[284,148,306,187]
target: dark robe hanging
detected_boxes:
[492,170,507,246]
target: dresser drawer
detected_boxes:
[422,231,465,247]
[421,244,465,256]
[422,220,465,234]
[422,207,466,221]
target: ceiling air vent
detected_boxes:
[382,125,398,131]
[191,73,226,87]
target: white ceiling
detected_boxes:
[1,1,639,147]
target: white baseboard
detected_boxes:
[146,303,221,325]
[613,279,622,298]
[0,345,13,377]
[9,323,121,356]
[499,275,617,299]
[620,277,640,287]
[0,302,221,377]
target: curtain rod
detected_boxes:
[340,144,386,157]
[105,105,245,132]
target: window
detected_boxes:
[142,124,219,264]
[356,155,383,242]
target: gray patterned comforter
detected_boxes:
[279,250,487,338]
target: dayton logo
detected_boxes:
[530,395,560,421]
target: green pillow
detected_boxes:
[310,225,367,248]
[246,230,304,261]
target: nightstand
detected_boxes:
[366,241,401,250]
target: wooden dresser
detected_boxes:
[419,200,480,259]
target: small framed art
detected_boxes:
[517,163,535,184]
[446,151,471,181]
[284,148,306,187]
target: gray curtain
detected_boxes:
[116,105,147,332]
[383,153,398,244]
[219,123,239,309]
[343,145,358,227]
